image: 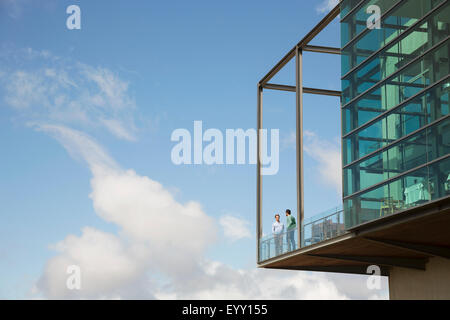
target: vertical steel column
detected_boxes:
[256,84,263,262]
[295,47,304,248]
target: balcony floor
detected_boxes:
[259,197,450,276]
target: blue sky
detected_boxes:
[0,0,388,299]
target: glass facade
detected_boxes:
[341,0,450,228]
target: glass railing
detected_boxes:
[258,206,346,262]
[303,206,346,247]
[259,228,299,262]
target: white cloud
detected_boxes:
[304,130,342,195]
[316,0,340,14]
[0,50,138,141]
[219,215,252,242]
[36,227,149,299]
[100,118,137,142]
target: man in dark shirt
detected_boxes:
[285,209,296,251]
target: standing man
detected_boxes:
[286,209,296,251]
[272,214,284,256]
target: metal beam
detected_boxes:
[263,83,342,97]
[303,45,341,55]
[303,87,341,97]
[295,47,304,249]
[267,265,390,276]
[364,237,450,260]
[307,254,428,270]
[256,84,263,263]
[264,83,296,92]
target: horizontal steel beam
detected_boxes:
[267,265,390,276]
[303,87,341,97]
[364,237,450,260]
[264,83,296,92]
[307,253,428,270]
[303,45,341,55]
[264,83,341,97]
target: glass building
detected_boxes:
[256,0,450,299]
[341,0,450,228]
[257,0,449,262]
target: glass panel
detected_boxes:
[341,0,364,19]
[344,117,450,196]
[429,157,450,200]
[341,0,400,49]
[302,206,345,247]
[343,157,450,228]
[342,2,450,105]
[259,228,298,261]
[341,0,445,75]
[343,80,450,165]
[343,40,450,134]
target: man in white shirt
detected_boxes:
[272,214,284,256]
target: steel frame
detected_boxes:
[256,2,342,262]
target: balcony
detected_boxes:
[259,206,346,262]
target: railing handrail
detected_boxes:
[303,205,343,224]
[303,209,344,226]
